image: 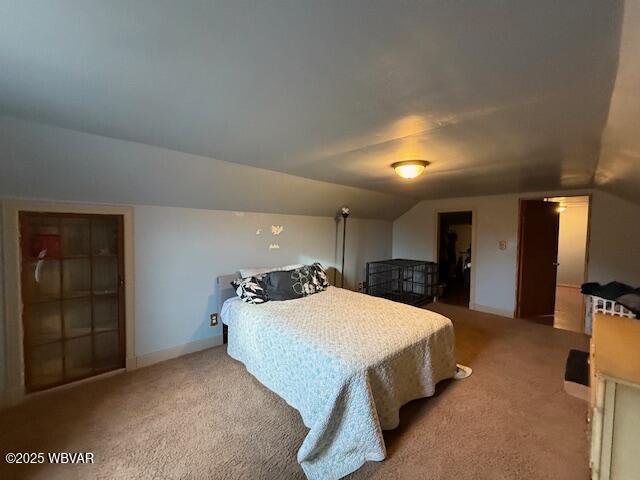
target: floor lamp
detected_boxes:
[340,207,350,288]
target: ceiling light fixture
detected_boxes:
[392,160,429,179]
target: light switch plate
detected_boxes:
[210,313,219,326]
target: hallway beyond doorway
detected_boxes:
[526,286,584,333]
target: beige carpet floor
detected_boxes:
[0,303,590,480]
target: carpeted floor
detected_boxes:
[0,303,590,480]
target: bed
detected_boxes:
[219,279,456,480]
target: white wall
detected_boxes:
[393,189,640,317]
[134,205,391,357]
[588,190,640,285]
[556,202,589,287]
[393,194,521,316]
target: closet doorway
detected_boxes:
[515,195,590,332]
[437,211,473,306]
[19,212,126,392]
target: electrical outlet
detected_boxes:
[210,313,219,326]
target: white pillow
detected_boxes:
[239,264,304,279]
[278,263,305,272]
[239,267,274,278]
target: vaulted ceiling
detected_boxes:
[0,1,636,212]
[596,0,640,205]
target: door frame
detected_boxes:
[433,208,477,309]
[2,199,136,407]
[514,194,592,320]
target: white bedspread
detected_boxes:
[222,286,456,479]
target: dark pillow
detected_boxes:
[593,281,635,301]
[580,282,600,295]
[231,276,269,304]
[263,268,314,301]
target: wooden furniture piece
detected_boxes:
[19,212,126,392]
[590,313,640,479]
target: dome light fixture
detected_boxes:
[392,160,430,179]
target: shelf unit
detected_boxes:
[20,212,126,392]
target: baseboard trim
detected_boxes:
[126,356,137,371]
[469,302,514,318]
[136,335,224,369]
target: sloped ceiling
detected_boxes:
[0,115,415,219]
[0,1,631,214]
[596,0,640,204]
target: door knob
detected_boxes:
[553,262,560,266]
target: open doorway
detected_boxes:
[515,196,590,333]
[437,211,472,306]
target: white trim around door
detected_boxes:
[1,199,136,407]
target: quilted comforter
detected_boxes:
[222,286,456,479]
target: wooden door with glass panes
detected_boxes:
[20,212,125,392]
